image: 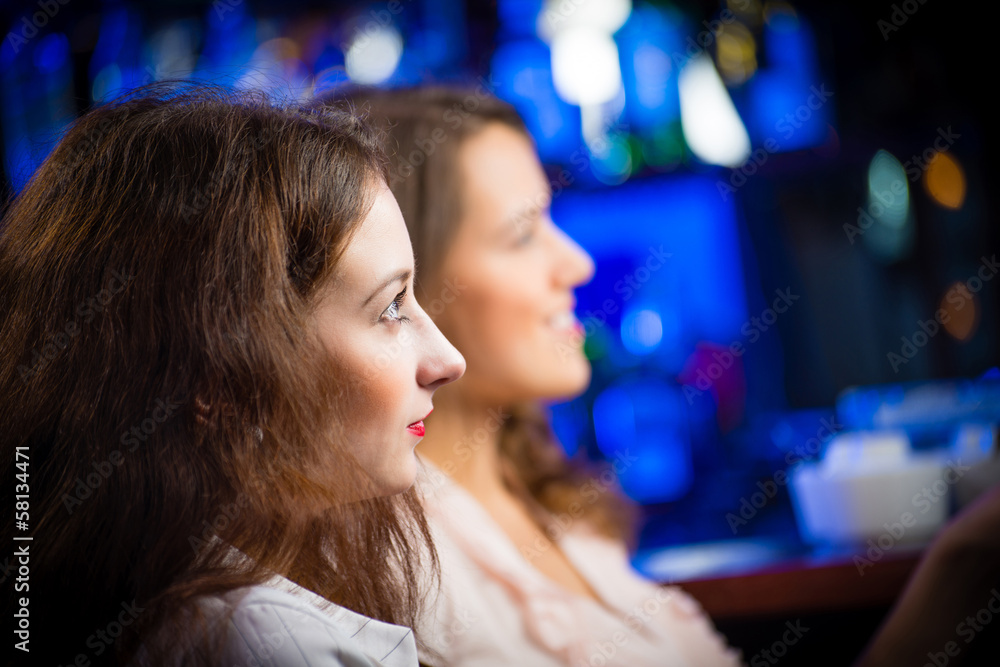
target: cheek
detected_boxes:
[334,342,410,438]
[442,279,541,361]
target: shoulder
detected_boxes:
[207,585,386,667]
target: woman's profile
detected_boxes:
[325,85,1000,667]
[324,86,742,667]
[0,84,463,666]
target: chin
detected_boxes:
[539,356,591,401]
[376,476,417,498]
[383,480,416,497]
[374,456,418,497]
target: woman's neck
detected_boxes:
[416,389,510,502]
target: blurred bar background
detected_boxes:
[2,0,997,659]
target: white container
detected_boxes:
[789,430,949,546]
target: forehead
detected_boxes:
[332,184,412,293]
[458,123,550,218]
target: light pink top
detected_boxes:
[415,460,745,667]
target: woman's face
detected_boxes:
[312,183,465,495]
[429,122,595,406]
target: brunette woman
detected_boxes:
[327,86,1000,667]
[0,84,463,666]
[324,86,742,667]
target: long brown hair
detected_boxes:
[321,86,636,543]
[0,83,435,666]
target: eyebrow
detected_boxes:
[362,269,412,308]
[504,191,553,229]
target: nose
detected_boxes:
[416,315,466,391]
[549,220,595,288]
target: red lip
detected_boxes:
[407,409,432,437]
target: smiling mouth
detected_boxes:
[547,311,585,339]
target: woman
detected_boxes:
[0,84,464,666]
[325,87,743,666]
[328,86,1000,667]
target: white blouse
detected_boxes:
[195,575,419,666]
[144,564,419,666]
[415,460,744,667]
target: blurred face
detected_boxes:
[312,183,465,495]
[429,123,595,406]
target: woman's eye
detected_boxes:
[381,287,411,324]
[513,219,540,247]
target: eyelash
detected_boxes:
[381,286,411,324]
